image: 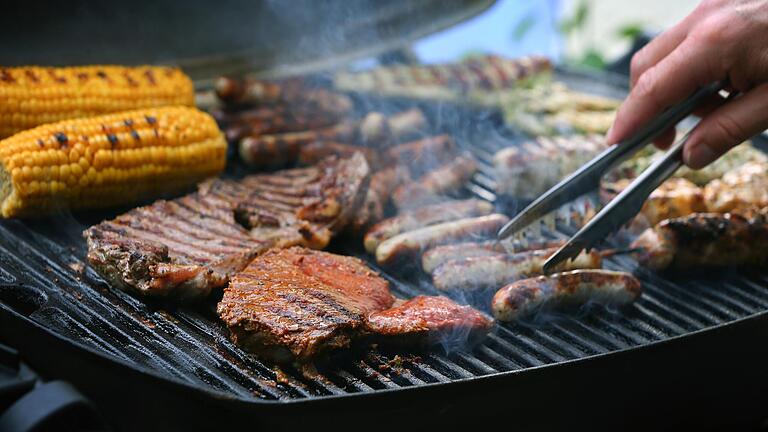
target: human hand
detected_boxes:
[606,0,768,169]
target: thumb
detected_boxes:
[684,84,768,169]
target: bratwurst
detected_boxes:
[375,214,509,266]
[431,246,602,292]
[421,239,565,274]
[491,269,641,321]
[364,199,494,253]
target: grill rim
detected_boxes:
[4,301,767,407]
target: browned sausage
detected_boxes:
[363,198,493,253]
[394,155,477,210]
[421,239,565,274]
[431,247,602,292]
[375,214,509,266]
[491,269,641,321]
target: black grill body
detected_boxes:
[1,70,768,431]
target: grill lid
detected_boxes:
[0,0,495,80]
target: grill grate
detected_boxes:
[1,79,768,403]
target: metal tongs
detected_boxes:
[497,80,731,273]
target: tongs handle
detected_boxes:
[498,80,726,240]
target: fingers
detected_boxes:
[629,20,691,87]
[684,83,768,168]
[606,35,723,145]
[654,127,677,150]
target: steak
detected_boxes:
[366,296,493,346]
[218,247,492,363]
[217,247,395,363]
[84,154,370,300]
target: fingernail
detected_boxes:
[684,143,718,169]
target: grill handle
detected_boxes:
[0,381,107,432]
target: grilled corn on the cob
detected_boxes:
[0,106,226,218]
[0,66,194,137]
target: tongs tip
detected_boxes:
[542,240,587,274]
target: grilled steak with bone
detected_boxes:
[491,269,641,321]
[218,247,491,363]
[84,154,370,300]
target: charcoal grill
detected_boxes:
[2,66,768,431]
[3,2,768,430]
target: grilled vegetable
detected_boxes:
[0,66,194,138]
[0,106,226,218]
[491,270,641,321]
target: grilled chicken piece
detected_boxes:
[217,247,395,364]
[367,296,493,346]
[494,135,603,200]
[364,199,494,253]
[85,154,370,300]
[491,269,641,321]
[431,247,602,292]
[601,178,708,229]
[703,161,768,213]
[631,208,768,271]
[421,239,565,274]
[375,214,509,266]
[394,154,478,210]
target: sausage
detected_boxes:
[357,109,428,147]
[238,122,357,168]
[363,199,494,253]
[215,77,353,118]
[375,214,509,266]
[431,247,602,292]
[215,76,287,106]
[491,269,641,321]
[394,155,477,210]
[631,208,768,271]
[298,141,381,169]
[421,239,565,274]
[493,135,603,200]
[386,108,427,140]
[349,165,411,232]
[385,135,457,177]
